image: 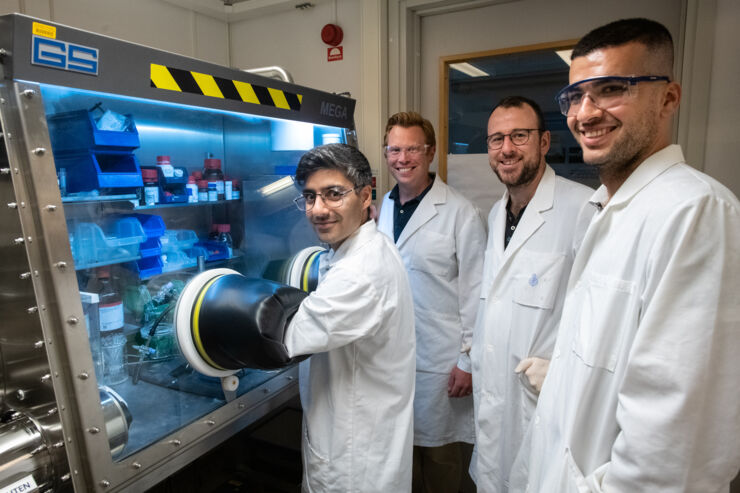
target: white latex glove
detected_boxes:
[514,357,550,394]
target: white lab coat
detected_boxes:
[510,145,740,492]
[470,165,593,492]
[378,175,485,446]
[284,220,416,493]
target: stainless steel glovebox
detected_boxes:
[0,13,355,492]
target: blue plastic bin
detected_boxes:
[139,237,162,258]
[47,110,140,153]
[161,249,197,272]
[125,256,164,279]
[70,217,146,269]
[194,240,231,261]
[55,152,144,193]
[122,215,166,258]
[160,230,198,253]
[127,214,166,238]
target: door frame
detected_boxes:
[437,39,577,181]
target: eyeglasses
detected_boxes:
[486,129,541,150]
[555,75,670,117]
[384,144,430,157]
[293,187,359,212]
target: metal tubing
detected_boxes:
[241,66,294,83]
[0,412,54,491]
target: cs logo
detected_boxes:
[32,35,98,75]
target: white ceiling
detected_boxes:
[162,0,331,22]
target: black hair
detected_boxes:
[572,18,673,72]
[295,143,373,188]
[490,96,546,132]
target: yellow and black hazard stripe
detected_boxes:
[150,63,302,111]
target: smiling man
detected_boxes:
[510,18,740,492]
[470,96,593,493]
[284,143,416,492]
[378,112,485,493]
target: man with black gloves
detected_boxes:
[284,143,416,492]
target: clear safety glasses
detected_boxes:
[294,187,359,212]
[383,145,430,157]
[555,75,671,117]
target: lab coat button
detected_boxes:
[486,344,493,353]
[534,415,540,425]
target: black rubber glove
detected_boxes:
[194,275,308,370]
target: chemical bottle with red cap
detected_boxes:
[197,180,209,202]
[186,176,198,203]
[156,155,175,178]
[203,156,225,200]
[231,180,240,200]
[217,223,233,258]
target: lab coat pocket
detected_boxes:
[570,272,637,372]
[303,424,331,489]
[565,448,594,493]
[304,423,329,462]
[512,251,566,310]
[517,371,539,406]
[409,231,455,278]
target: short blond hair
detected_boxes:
[384,112,436,147]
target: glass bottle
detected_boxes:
[208,223,220,241]
[207,182,218,202]
[95,266,128,385]
[197,180,209,202]
[217,223,233,248]
[203,158,225,200]
[224,177,233,200]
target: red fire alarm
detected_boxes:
[321,23,343,46]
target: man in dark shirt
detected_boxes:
[470,96,593,492]
[377,112,485,493]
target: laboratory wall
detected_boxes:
[228,0,365,157]
[0,0,230,65]
[703,0,740,196]
[229,1,361,97]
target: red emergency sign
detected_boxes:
[327,46,343,62]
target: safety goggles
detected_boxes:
[555,75,670,116]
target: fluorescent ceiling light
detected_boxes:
[449,62,489,77]
[259,176,295,196]
[556,49,573,66]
